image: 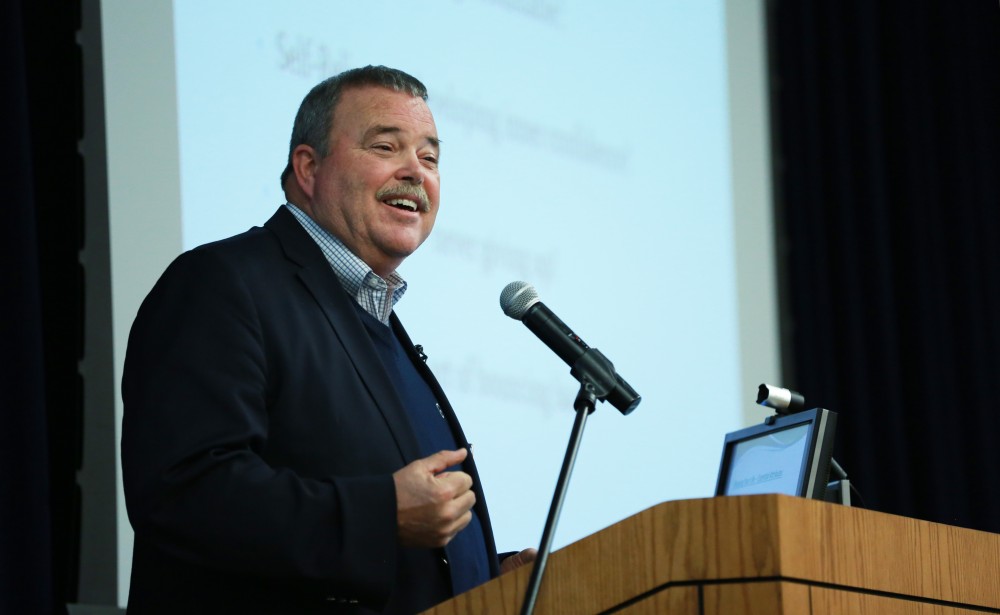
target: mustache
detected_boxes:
[375,185,431,212]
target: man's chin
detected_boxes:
[368,241,428,275]
[380,233,431,259]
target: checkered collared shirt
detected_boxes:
[284,202,406,324]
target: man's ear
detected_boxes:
[292,144,320,198]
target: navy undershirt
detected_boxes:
[353,304,491,596]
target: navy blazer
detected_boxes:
[122,206,499,614]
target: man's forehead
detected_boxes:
[335,85,437,138]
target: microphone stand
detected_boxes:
[520,350,618,615]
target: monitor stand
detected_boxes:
[825,478,852,506]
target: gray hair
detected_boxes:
[280,65,428,187]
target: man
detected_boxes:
[122,66,533,614]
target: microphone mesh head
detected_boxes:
[500,281,540,319]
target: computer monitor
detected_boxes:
[715,407,838,500]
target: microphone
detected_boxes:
[500,281,640,415]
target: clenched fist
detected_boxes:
[393,449,476,548]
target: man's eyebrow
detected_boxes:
[363,125,440,149]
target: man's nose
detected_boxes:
[395,151,425,185]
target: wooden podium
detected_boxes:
[424,494,1000,614]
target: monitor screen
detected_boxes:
[716,408,837,500]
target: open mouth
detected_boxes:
[383,197,420,212]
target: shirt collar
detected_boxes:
[284,202,407,323]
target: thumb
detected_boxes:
[423,448,468,474]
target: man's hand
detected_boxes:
[393,449,476,548]
[500,548,538,574]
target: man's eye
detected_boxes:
[373,144,392,152]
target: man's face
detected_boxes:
[299,85,440,277]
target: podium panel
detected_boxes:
[423,495,1000,614]
[809,586,993,615]
[704,581,810,615]
[615,586,698,615]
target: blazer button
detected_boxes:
[440,556,449,566]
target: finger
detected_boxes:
[431,510,473,548]
[449,488,476,514]
[436,491,475,534]
[423,448,467,474]
[500,547,538,574]
[443,509,474,540]
[436,470,473,495]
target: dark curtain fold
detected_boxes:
[1,0,55,612]
[2,0,84,613]
[770,0,1000,532]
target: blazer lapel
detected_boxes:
[263,207,423,465]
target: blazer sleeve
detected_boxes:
[121,246,398,608]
